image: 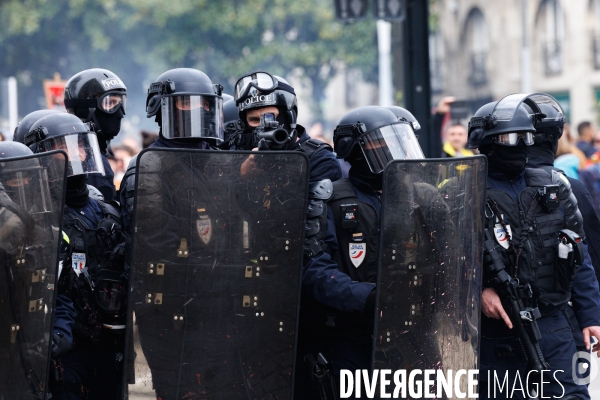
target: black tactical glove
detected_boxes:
[51,332,70,358]
[365,288,377,315]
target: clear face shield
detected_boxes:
[161,95,224,141]
[358,122,425,174]
[0,156,53,215]
[38,133,105,177]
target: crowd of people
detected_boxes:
[1,66,600,400]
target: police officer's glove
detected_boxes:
[51,332,70,358]
[257,138,272,151]
[109,242,127,271]
[365,289,377,315]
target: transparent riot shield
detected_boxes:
[374,156,487,396]
[0,151,67,399]
[126,149,309,399]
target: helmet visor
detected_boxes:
[39,133,105,177]
[493,92,565,122]
[493,132,535,146]
[234,72,277,102]
[99,92,127,114]
[161,95,224,141]
[358,123,425,174]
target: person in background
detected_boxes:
[140,130,158,149]
[577,121,598,159]
[555,129,585,179]
[441,122,474,158]
[594,130,600,152]
[63,68,127,202]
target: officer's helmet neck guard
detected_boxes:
[334,106,424,174]
[145,68,224,142]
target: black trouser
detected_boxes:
[51,331,124,400]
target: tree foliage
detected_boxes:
[0,0,377,122]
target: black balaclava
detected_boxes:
[348,149,383,191]
[527,136,558,169]
[93,108,124,152]
[480,141,529,177]
[65,174,89,208]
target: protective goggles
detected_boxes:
[234,72,278,102]
[492,132,535,146]
[64,91,127,114]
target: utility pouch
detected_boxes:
[556,229,583,293]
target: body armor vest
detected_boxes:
[303,179,378,338]
[486,168,573,313]
[60,198,125,341]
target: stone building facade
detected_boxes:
[431,0,600,127]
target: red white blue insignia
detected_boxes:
[349,243,366,268]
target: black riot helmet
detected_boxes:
[0,141,34,159]
[25,112,105,178]
[146,68,224,142]
[221,93,233,103]
[221,98,248,149]
[13,109,62,145]
[385,106,422,132]
[467,95,543,150]
[234,71,298,130]
[0,141,55,214]
[63,68,127,149]
[333,106,424,174]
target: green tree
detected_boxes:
[0,0,377,123]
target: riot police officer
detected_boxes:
[64,68,127,202]
[23,113,127,399]
[468,94,600,399]
[233,71,341,183]
[0,141,75,399]
[120,67,224,242]
[298,106,426,397]
[120,68,232,398]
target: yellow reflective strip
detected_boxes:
[438,179,450,189]
[62,230,70,244]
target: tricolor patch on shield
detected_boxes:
[196,216,212,244]
[349,243,366,267]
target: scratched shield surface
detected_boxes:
[374,156,487,398]
[126,149,309,399]
[0,151,67,399]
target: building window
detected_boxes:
[538,0,565,76]
[464,8,489,87]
